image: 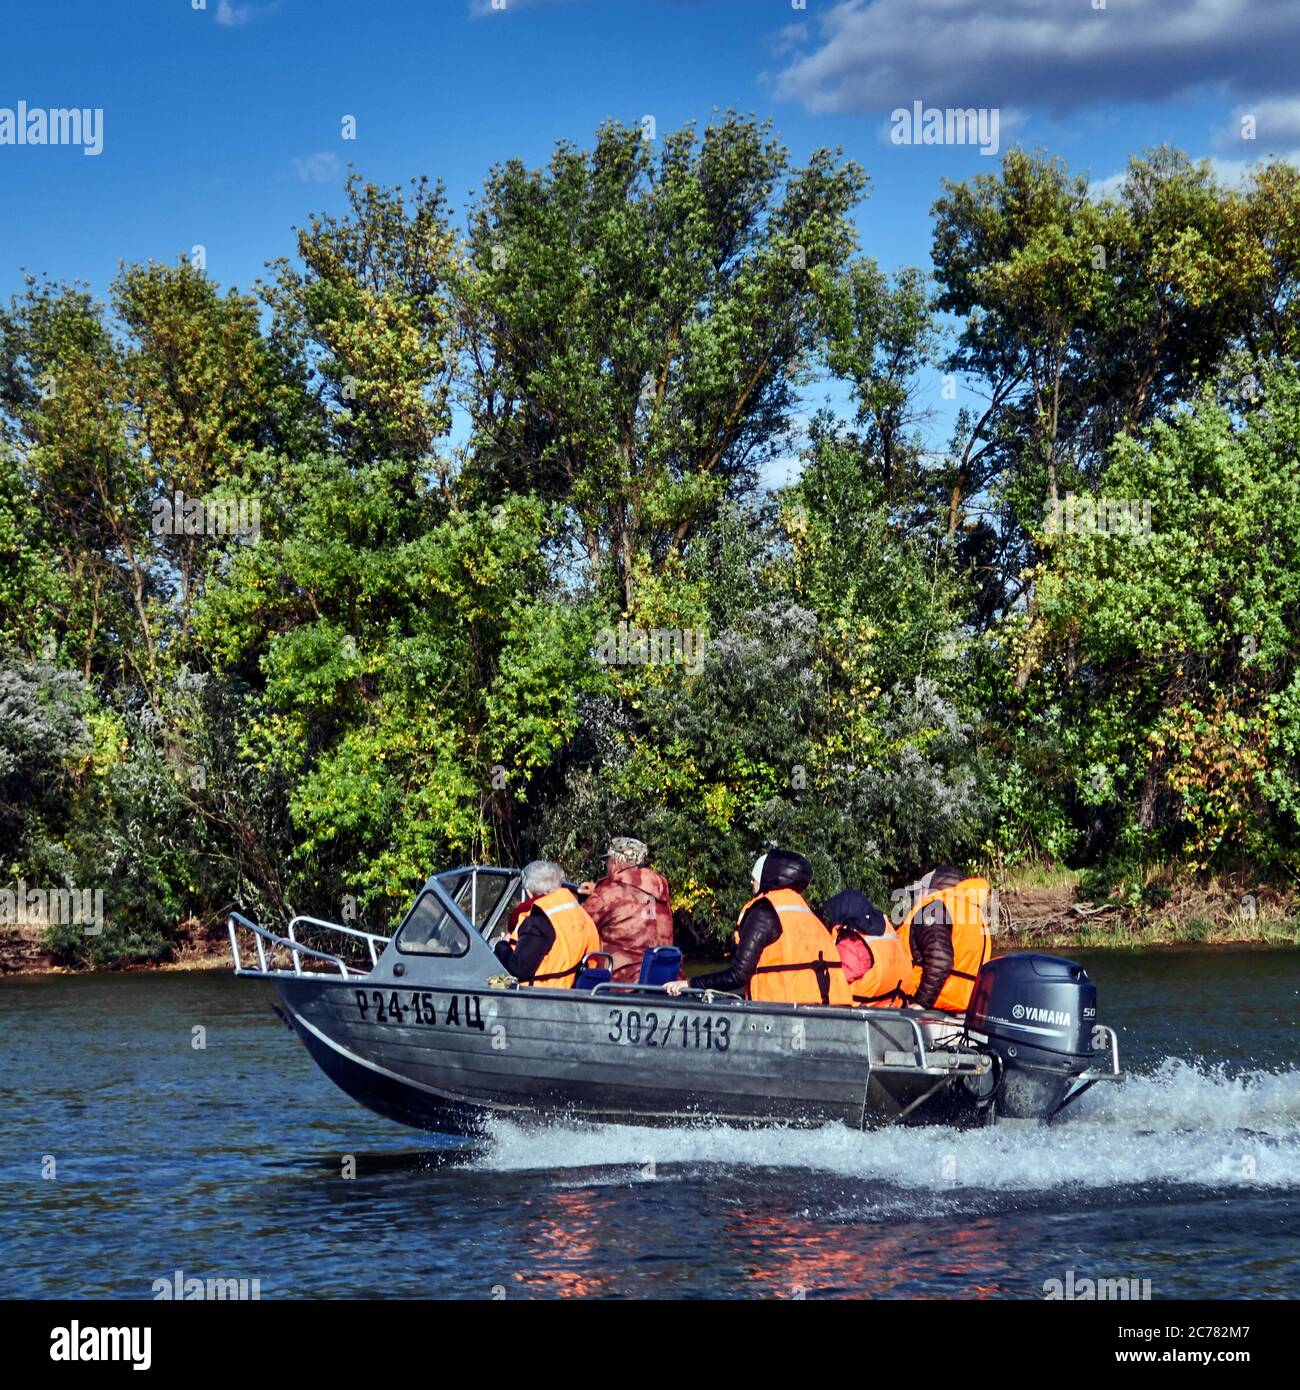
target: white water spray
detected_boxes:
[477,1059,1300,1195]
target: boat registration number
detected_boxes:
[607,1008,730,1051]
[354,989,486,1030]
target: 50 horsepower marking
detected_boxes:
[607,1008,730,1051]
[355,989,485,1030]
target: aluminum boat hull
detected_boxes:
[274,976,986,1134]
[230,867,1120,1135]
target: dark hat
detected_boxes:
[757,849,812,893]
[825,889,887,936]
[929,864,965,890]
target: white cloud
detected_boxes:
[770,23,809,58]
[216,0,253,26]
[1216,97,1300,150]
[1088,149,1300,200]
[468,0,574,17]
[1205,150,1300,187]
[775,0,1300,115]
[293,151,343,184]
[759,452,803,493]
[1086,170,1130,203]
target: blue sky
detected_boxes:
[3,0,1298,474]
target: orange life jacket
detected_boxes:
[848,929,912,1008]
[737,888,851,1006]
[897,876,991,1012]
[519,888,601,988]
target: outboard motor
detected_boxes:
[965,954,1097,1121]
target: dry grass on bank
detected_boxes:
[4,869,1299,975]
[992,867,1300,950]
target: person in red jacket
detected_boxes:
[578,836,674,983]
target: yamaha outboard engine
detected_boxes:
[965,954,1097,1121]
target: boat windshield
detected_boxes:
[435,867,520,940]
[395,890,472,957]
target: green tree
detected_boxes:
[197,449,601,921]
[262,171,456,471]
[821,261,939,490]
[538,420,983,936]
[458,113,868,611]
[0,265,297,696]
[930,148,1280,624]
[1014,364,1300,871]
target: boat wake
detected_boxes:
[476,1058,1300,1195]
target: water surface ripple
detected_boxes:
[2,948,1297,1298]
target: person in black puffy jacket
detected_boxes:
[666,850,812,996]
[905,864,966,1008]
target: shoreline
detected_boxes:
[3,920,1298,979]
[997,924,1300,952]
[1,950,237,979]
[4,877,1297,977]
[0,920,237,979]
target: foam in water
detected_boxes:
[476,1059,1300,1194]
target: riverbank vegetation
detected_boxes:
[3,116,1300,966]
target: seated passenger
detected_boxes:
[494,860,600,988]
[897,864,992,1012]
[577,835,674,984]
[503,890,539,938]
[666,850,850,1005]
[825,888,909,1008]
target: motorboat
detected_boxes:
[228,864,1123,1133]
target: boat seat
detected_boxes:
[573,952,614,990]
[638,945,682,986]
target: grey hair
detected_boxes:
[521,859,564,896]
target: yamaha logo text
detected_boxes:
[1011,1003,1071,1026]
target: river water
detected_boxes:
[2,948,1297,1299]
